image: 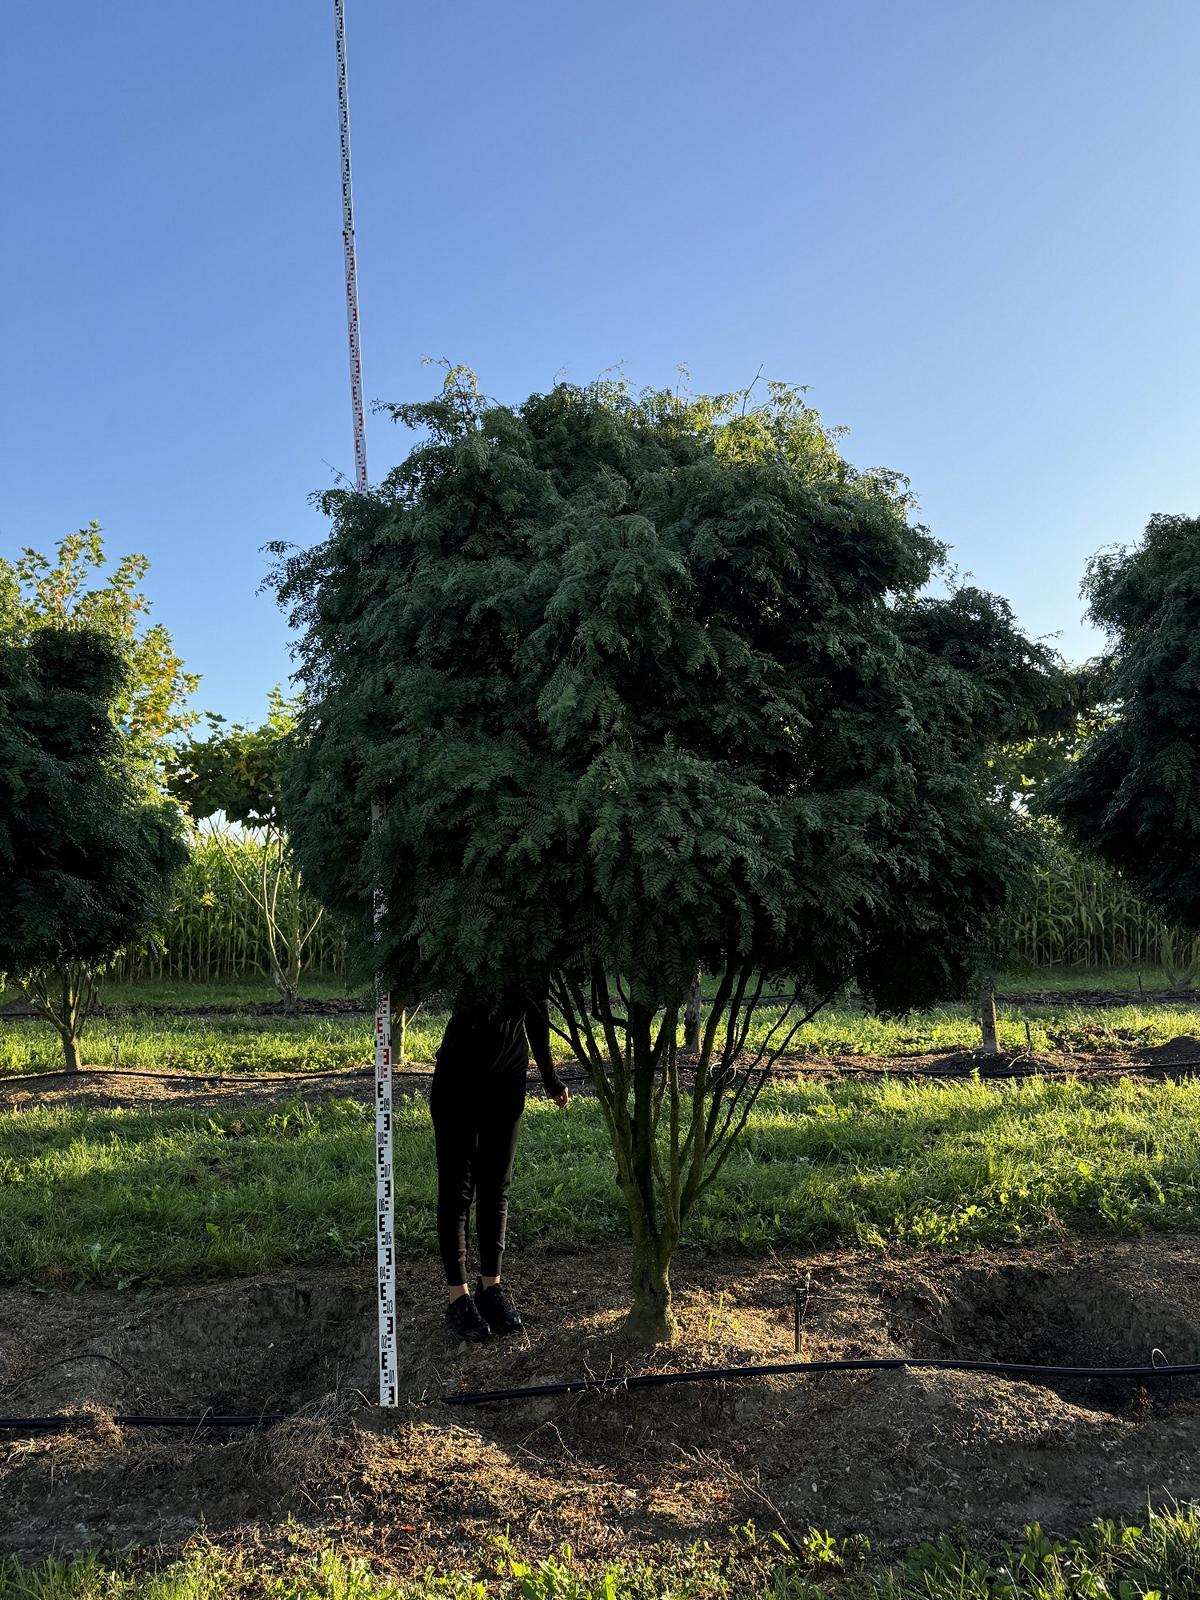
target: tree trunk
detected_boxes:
[624,1231,677,1345]
[979,986,1000,1055]
[60,1031,83,1074]
[683,973,702,1055]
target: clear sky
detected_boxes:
[3,1,1196,724]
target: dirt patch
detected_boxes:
[1135,1035,1200,1068]
[0,1066,379,1113]
[2,1239,1200,1565]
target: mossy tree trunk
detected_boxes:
[553,965,830,1344]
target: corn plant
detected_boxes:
[1008,848,1200,975]
[111,833,347,985]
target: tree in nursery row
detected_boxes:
[0,627,185,1069]
[273,370,1064,1342]
[1047,512,1200,976]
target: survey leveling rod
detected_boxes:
[333,0,398,1409]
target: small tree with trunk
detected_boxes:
[272,373,1061,1342]
[0,628,186,1068]
[1047,514,1200,963]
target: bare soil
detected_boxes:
[2,1238,1200,1566]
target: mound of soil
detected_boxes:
[1134,1035,1200,1068]
[3,1238,1200,1567]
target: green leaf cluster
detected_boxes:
[273,376,1062,1012]
[1048,513,1200,932]
[166,688,298,828]
[0,524,200,765]
[0,627,187,975]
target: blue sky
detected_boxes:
[3,1,1196,725]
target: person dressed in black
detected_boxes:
[431,983,569,1342]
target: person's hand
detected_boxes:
[553,1083,570,1109]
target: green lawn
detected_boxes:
[999,964,1194,993]
[4,1509,1200,1598]
[0,1012,439,1077]
[3,1074,1200,1285]
[3,985,1200,1078]
[0,975,363,1012]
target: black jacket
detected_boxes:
[435,986,564,1094]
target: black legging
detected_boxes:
[430,1060,527,1285]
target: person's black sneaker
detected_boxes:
[445,1293,491,1344]
[475,1279,524,1335]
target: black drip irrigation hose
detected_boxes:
[3,1354,1194,1434]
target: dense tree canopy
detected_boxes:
[0,525,199,762]
[1048,513,1200,930]
[276,377,1060,1009]
[0,627,186,1067]
[273,374,1064,1336]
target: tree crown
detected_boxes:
[0,627,186,975]
[1,525,199,758]
[1047,513,1200,928]
[274,375,1062,1009]
[166,688,298,830]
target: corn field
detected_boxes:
[1010,850,1200,971]
[113,834,1199,986]
[111,835,348,983]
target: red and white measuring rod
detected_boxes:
[334,0,369,495]
[334,0,397,1409]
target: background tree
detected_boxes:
[273,373,1062,1342]
[989,661,1113,810]
[0,628,186,1069]
[0,524,199,765]
[166,691,326,1012]
[1047,513,1200,969]
[944,639,1091,1052]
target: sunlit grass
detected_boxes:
[5,1508,1200,1598]
[3,979,1199,1079]
[3,1074,1200,1284]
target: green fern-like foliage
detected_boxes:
[0,627,187,974]
[1049,513,1200,931]
[272,376,1061,1012]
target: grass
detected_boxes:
[4,1073,1200,1284]
[0,1013,447,1077]
[4,1509,1200,1597]
[95,975,362,1008]
[998,963,1193,993]
[3,981,1200,1079]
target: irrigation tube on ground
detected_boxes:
[3,1353,1194,1434]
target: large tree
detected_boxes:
[1047,513,1200,936]
[0,628,186,1069]
[273,374,1062,1341]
